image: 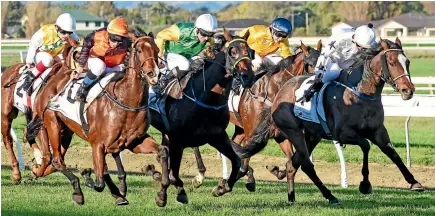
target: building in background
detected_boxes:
[332,13,435,37]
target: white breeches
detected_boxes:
[252,53,283,71]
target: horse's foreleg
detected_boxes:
[356,138,372,194]
[32,127,52,177]
[102,163,129,205]
[155,145,169,207]
[92,143,106,193]
[368,125,424,192]
[169,145,188,204]
[210,133,242,197]
[112,153,127,197]
[131,134,162,181]
[45,111,84,205]
[192,147,206,188]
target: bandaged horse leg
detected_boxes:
[75,57,105,102]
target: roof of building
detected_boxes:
[339,13,435,29]
[61,9,106,22]
[218,19,269,29]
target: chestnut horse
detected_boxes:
[27,32,161,205]
[266,38,423,204]
[191,41,322,191]
[1,36,79,184]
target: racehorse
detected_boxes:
[1,35,80,184]
[27,31,161,205]
[149,28,255,207]
[263,38,422,204]
[191,40,323,191]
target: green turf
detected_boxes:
[9,113,435,166]
[1,46,28,50]
[2,169,434,216]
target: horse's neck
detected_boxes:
[115,52,146,105]
[190,55,229,105]
[356,55,384,98]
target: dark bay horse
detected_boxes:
[191,41,323,191]
[1,36,79,184]
[27,32,161,205]
[149,29,255,207]
[265,38,422,204]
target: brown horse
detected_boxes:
[264,38,422,204]
[27,32,161,205]
[191,41,322,191]
[1,36,79,184]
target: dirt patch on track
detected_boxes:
[2,145,434,188]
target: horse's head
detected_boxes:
[376,38,414,100]
[61,35,81,69]
[128,31,160,85]
[222,28,255,88]
[300,40,322,74]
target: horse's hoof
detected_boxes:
[142,164,155,174]
[212,186,224,197]
[410,183,425,192]
[176,194,189,204]
[72,192,85,205]
[277,171,287,180]
[359,181,372,194]
[94,185,105,192]
[152,172,162,182]
[115,197,129,206]
[328,196,340,205]
[11,175,22,185]
[155,193,167,207]
[266,165,279,173]
[245,182,256,192]
[288,191,295,202]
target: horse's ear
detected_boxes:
[316,39,322,51]
[380,40,389,50]
[395,37,402,47]
[128,32,137,41]
[223,27,232,42]
[148,32,154,38]
[300,40,309,54]
[241,29,250,41]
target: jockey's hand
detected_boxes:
[157,57,165,69]
[25,63,35,70]
[71,66,84,80]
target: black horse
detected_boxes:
[150,29,255,207]
[255,38,422,204]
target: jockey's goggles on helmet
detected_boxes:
[273,31,289,38]
[56,26,73,35]
[109,33,124,43]
[198,28,215,38]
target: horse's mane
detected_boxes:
[256,55,296,77]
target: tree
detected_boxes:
[85,2,117,21]
[338,2,370,21]
[1,1,11,38]
[24,2,61,38]
[423,2,435,15]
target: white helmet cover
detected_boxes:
[195,14,218,33]
[56,13,77,32]
[353,24,377,48]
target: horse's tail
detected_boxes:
[26,115,43,142]
[231,108,272,158]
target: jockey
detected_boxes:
[154,13,217,94]
[231,18,292,94]
[74,17,130,102]
[22,13,79,93]
[238,17,293,71]
[302,23,378,102]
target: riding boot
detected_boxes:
[75,82,92,103]
[232,79,241,95]
[155,71,177,96]
[22,73,35,93]
[300,76,323,102]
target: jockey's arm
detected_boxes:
[321,57,341,83]
[197,37,215,59]
[70,33,80,43]
[77,32,95,68]
[155,24,181,57]
[279,38,292,58]
[26,28,44,65]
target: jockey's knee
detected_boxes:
[35,52,54,68]
[88,57,106,77]
[321,69,340,83]
[166,53,190,72]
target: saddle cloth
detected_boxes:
[294,76,330,123]
[13,66,53,113]
[228,86,244,113]
[47,73,116,125]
